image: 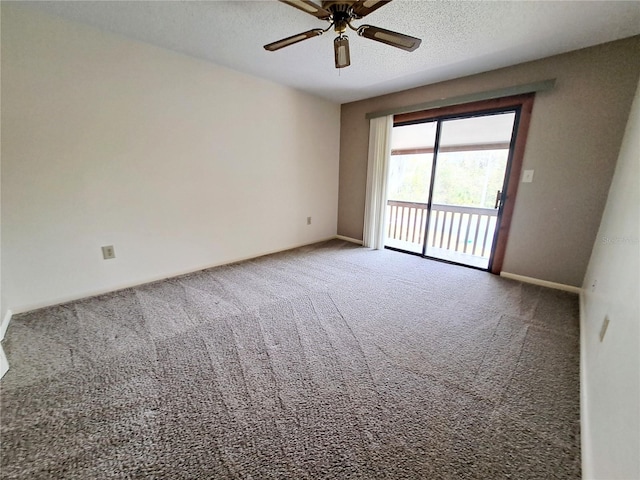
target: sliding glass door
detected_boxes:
[384,109,519,270]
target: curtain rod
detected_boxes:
[365,79,556,120]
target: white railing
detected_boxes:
[386,200,498,258]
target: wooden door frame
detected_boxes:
[394,93,535,274]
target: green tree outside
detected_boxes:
[388,150,508,208]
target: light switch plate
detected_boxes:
[522,170,534,183]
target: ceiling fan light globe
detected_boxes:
[334,36,351,68]
[338,46,348,65]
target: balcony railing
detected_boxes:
[386,200,498,259]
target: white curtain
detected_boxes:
[363,115,393,249]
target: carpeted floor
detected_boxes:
[0,240,581,479]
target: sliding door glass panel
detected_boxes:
[385,122,437,253]
[425,112,516,269]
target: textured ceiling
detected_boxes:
[20,0,640,103]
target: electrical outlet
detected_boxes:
[599,315,610,342]
[307,216,312,225]
[102,245,116,260]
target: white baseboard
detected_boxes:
[335,235,363,245]
[0,344,8,379]
[579,292,592,478]
[500,271,582,294]
[0,310,13,380]
[0,309,13,341]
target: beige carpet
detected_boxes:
[0,240,580,479]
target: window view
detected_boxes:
[431,149,508,209]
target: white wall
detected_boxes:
[581,79,640,479]
[0,5,340,314]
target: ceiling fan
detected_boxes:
[264,0,422,69]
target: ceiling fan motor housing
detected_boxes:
[324,1,358,33]
[322,1,359,13]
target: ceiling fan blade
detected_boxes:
[357,25,421,52]
[279,0,332,19]
[351,0,392,18]
[264,29,325,51]
[334,36,351,69]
